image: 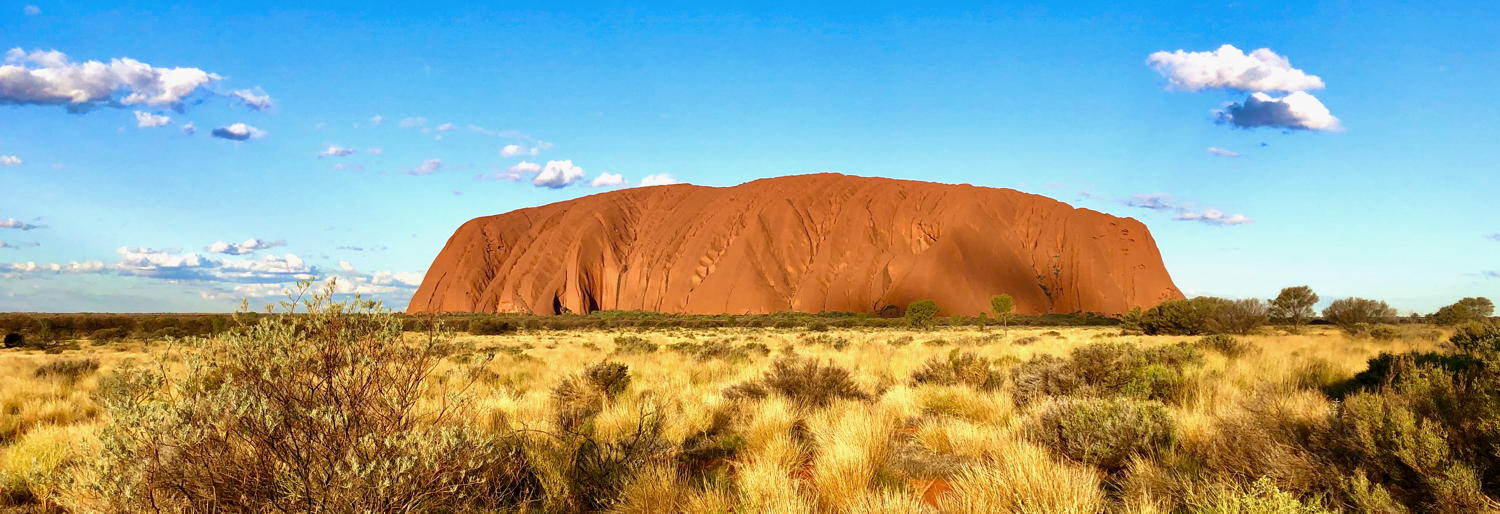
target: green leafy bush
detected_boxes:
[905,300,940,329]
[1028,397,1176,472]
[1127,297,1230,335]
[1432,297,1495,326]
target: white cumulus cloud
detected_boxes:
[211,122,266,141]
[1215,91,1341,131]
[590,172,625,187]
[1147,44,1324,92]
[0,155,20,166]
[532,160,584,188]
[0,48,221,110]
[638,174,680,186]
[180,122,196,135]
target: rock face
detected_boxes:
[407,174,1183,316]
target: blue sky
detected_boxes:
[1,1,1496,313]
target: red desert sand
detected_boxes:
[408,173,1183,316]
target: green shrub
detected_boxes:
[1314,325,1500,510]
[467,317,516,335]
[2,332,23,348]
[1450,321,1500,353]
[1127,297,1229,335]
[1322,298,1396,333]
[1197,334,1255,358]
[1432,297,1495,326]
[611,335,657,354]
[77,281,541,512]
[1028,397,1176,472]
[723,357,870,409]
[1215,298,1270,335]
[1010,342,1201,405]
[1367,324,1400,341]
[905,300,940,329]
[910,349,1006,391]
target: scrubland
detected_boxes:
[1,290,1496,512]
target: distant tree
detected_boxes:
[1270,286,1319,329]
[905,300,940,329]
[1323,298,1397,331]
[1126,297,1229,335]
[991,294,1015,332]
[1431,297,1495,326]
[1214,299,1269,335]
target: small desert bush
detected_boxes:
[33,358,100,384]
[612,334,658,354]
[64,281,543,512]
[552,361,633,433]
[1011,342,1202,405]
[1027,397,1176,472]
[724,357,870,409]
[1197,333,1255,358]
[467,317,516,335]
[910,349,1006,391]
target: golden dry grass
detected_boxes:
[0,324,1454,512]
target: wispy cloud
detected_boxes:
[1486,233,1500,242]
[1205,146,1240,157]
[229,88,273,111]
[1174,208,1252,226]
[133,110,171,128]
[406,158,442,175]
[0,218,42,230]
[0,241,39,249]
[317,144,355,158]
[1123,193,1251,226]
[206,238,285,255]
[1124,193,1175,211]
[398,117,426,129]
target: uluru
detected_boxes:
[407,173,1183,316]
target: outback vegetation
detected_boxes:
[0,284,1496,512]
